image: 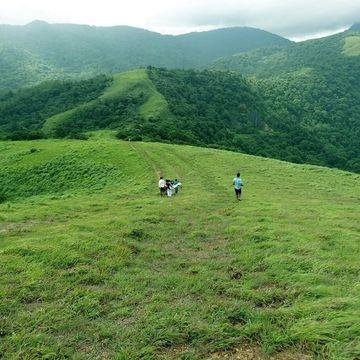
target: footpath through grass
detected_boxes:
[0,135,359,359]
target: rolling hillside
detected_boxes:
[212,27,360,77]
[0,21,290,89]
[1,68,358,173]
[212,28,360,172]
[0,134,359,359]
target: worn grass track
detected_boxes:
[0,134,359,359]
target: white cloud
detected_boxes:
[0,0,359,39]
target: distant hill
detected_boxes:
[211,29,360,172]
[1,68,358,172]
[0,21,290,89]
[351,23,360,31]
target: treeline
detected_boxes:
[146,68,360,172]
[0,76,111,140]
[0,22,289,89]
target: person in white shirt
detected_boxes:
[158,176,166,197]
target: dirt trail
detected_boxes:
[129,142,162,180]
[130,142,183,181]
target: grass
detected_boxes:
[343,36,360,56]
[42,69,169,136]
[100,70,169,120]
[0,135,359,359]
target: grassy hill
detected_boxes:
[0,21,290,89]
[0,134,359,359]
[1,67,358,173]
[42,70,170,137]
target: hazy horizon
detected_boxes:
[0,0,359,42]
[0,19,353,42]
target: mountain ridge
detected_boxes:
[0,22,290,89]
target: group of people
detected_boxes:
[158,177,182,197]
[158,172,243,201]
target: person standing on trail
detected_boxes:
[233,172,243,201]
[166,179,173,197]
[159,176,166,197]
[173,178,180,194]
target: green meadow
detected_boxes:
[0,133,359,359]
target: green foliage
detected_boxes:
[0,76,111,140]
[0,42,63,89]
[343,35,360,56]
[0,154,121,200]
[0,137,359,359]
[146,67,265,145]
[1,65,358,172]
[212,30,360,172]
[0,22,289,89]
[46,69,169,138]
[147,68,360,172]
[52,93,146,138]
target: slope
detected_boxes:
[1,67,359,172]
[0,75,111,140]
[42,69,170,137]
[351,23,360,31]
[0,21,290,89]
[212,28,360,77]
[212,29,360,172]
[0,135,359,359]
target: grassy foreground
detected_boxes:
[0,134,359,359]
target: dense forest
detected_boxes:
[212,28,360,172]
[0,76,110,140]
[146,68,359,172]
[0,22,289,89]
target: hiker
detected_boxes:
[159,176,166,197]
[166,179,174,197]
[173,178,181,194]
[233,172,243,201]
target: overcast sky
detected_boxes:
[0,0,359,40]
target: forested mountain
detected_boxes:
[212,28,360,172]
[0,21,289,89]
[1,67,358,172]
[351,23,360,31]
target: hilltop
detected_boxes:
[212,27,360,76]
[1,68,359,173]
[0,135,359,359]
[0,22,289,89]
